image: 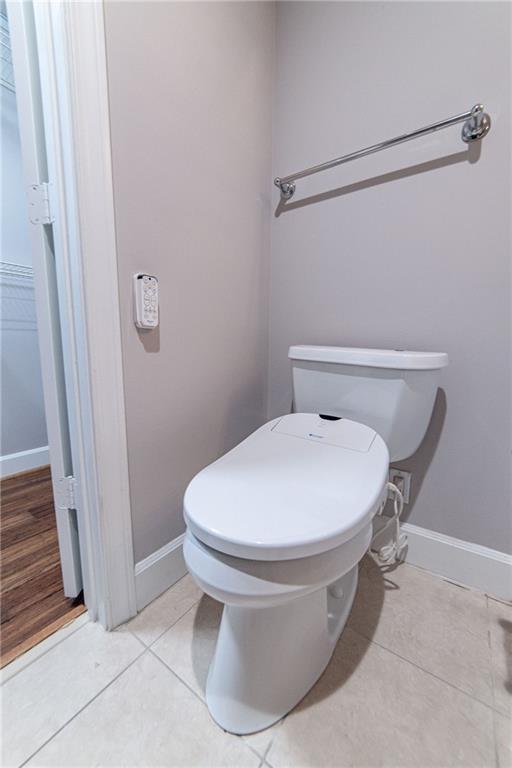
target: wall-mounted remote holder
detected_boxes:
[133,273,159,329]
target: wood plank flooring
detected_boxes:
[1,466,85,668]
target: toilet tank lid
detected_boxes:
[288,345,449,370]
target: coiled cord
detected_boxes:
[371,481,407,564]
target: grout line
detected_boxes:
[146,595,203,648]
[146,648,267,763]
[384,558,496,600]
[262,731,278,761]
[258,714,286,763]
[241,742,266,762]
[146,646,207,707]
[491,709,502,768]
[485,596,510,722]
[1,614,90,686]
[237,742,264,762]
[347,625,499,714]
[18,646,147,767]
[487,594,512,608]
[485,594,498,713]
[123,590,204,650]
[244,742,271,762]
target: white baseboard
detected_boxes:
[134,533,187,611]
[373,518,512,602]
[0,446,50,478]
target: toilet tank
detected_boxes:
[289,346,448,462]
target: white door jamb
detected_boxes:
[11,1,137,628]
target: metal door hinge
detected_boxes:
[28,182,55,224]
[56,475,77,510]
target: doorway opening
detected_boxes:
[0,3,86,667]
[1,1,138,658]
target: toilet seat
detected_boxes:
[184,413,389,561]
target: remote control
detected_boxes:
[133,273,159,329]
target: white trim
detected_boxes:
[135,534,187,611]
[374,519,512,602]
[7,0,84,597]
[8,0,136,626]
[8,0,136,625]
[0,446,50,478]
[0,261,33,280]
[39,1,137,628]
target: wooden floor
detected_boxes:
[1,466,85,668]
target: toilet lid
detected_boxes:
[184,413,389,561]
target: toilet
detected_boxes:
[183,345,448,734]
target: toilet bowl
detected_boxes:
[184,413,389,734]
[183,346,448,735]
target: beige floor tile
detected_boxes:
[152,593,223,700]
[348,557,494,705]
[266,627,495,768]
[1,622,144,767]
[244,718,285,762]
[494,711,512,768]
[488,597,512,717]
[123,574,203,646]
[26,651,260,767]
[0,612,90,685]
[152,593,276,758]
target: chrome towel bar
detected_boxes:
[274,104,491,201]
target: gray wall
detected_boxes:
[269,2,511,552]
[104,1,275,562]
[1,86,47,459]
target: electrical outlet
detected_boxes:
[388,468,411,504]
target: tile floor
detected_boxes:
[1,557,510,767]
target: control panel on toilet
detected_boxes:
[272,413,376,452]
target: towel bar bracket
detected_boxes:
[461,106,491,143]
[274,103,491,201]
[273,179,296,201]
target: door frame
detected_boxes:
[8,0,137,629]
[6,0,83,599]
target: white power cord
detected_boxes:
[371,482,407,564]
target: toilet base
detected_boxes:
[205,565,358,734]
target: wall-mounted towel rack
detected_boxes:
[274,104,491,201]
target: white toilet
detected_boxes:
[183,345,448,735]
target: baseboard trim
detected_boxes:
[0,447,50,478]
[374,518,512,602]
[134,533,187,611]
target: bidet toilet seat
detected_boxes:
[184,413,389,561]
